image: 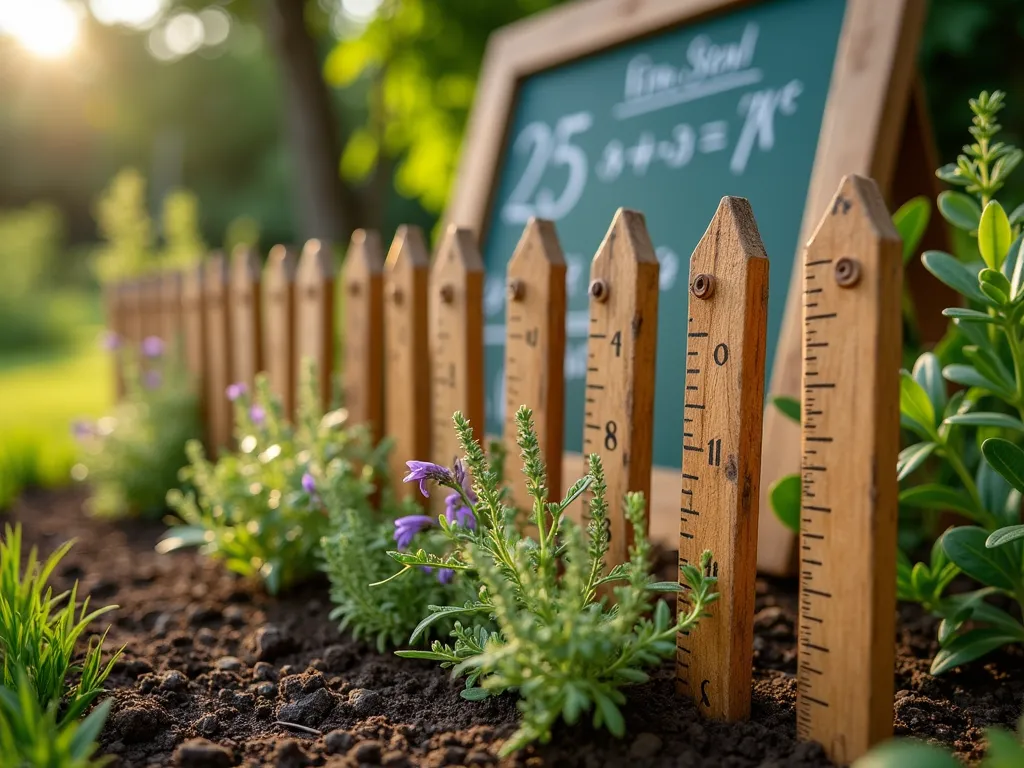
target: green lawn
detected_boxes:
[0,324,111,505]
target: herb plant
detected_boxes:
[0,524,121,726]
[384,407,718,754]
[162,361,380,595]
[74,335,200,519]
[0,669,112,768]
[770,91,1024,674]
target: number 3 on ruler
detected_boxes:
[501,112,593,225]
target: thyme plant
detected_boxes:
[74,335,199,519]
[383,407,718,754]
[162,361,379,595]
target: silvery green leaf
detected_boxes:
[981,438,1024,494]
[942,526,1020,592]
[897,442,937,482]
[900,371,936,431]
[912,353,946,416]
[1009,202,1024,227]
[943,363,1014,401]
[899,485,980,519]
[986,524,1024,548]
[978,200,1012,269]
[941,307,997,324]
[892,196,931,264]
[945,412,1024,431]
[937,190,981,231]
[931,627,1023,675]
[935,163,970,186]
[979,281,1009,306]
[921,251,986,303]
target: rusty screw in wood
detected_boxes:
[389,285,403,304]
[347,282,361,296]
[440,284,455,304]
[589,278,609,303]
[834,257,861,288]
[507,278,525,302]
[691,273,715,300]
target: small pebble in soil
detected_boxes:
[348,687,381,715]
[324,729,353,754]
[254,624,296,662]
[215,656,243,672]
[152,613,175,637]
[277,687,335,727]
[253,662,278,682]
[630,733,663,759]
[109,700,169,744]
[173,738,235,768]
[255,682,277,698]
[440,745,467,765]
[274,739,312,768]
[160,670,188,693]
[195,627,216,646]
[382,750,410,768]
[196,714,219,737]
[222,605,246,626]
[187,604,223,626]
[466,750,494,765]
[351,740,384,764]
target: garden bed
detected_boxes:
[9,489,1021,767]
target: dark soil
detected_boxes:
[8,489,1023,767]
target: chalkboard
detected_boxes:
[447,0,926,574]
[475,0,845,469]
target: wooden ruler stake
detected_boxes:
[263,246,298,416]
[581,209,659,567]
[341,229,385,443]
[296,239,336,411]
[796,175,902,764]
[384,226,431,504]
[430,225,485,473]
[230,246,263,390]
[676,197,769,720]
[204,254,233,453]
[504,219,566,514]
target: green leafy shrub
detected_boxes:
[853,714,1024,768]
[386,407,718,754]
[0,669,112,768]
[0,524,122,726]
[73,336,200,519]
[162,362,376,595]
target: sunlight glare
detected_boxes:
[0,0,80,58]
[163,11,204,57]
[90,0,166,29]
[341,0,383,24]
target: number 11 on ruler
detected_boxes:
[677,197,768,721]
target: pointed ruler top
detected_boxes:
[505,218,567,512]
[386,225,430,272]
[676,196,769,722]
[796,173,902,764]
[582,207,660,567]
[344,229,385,284]
[430,225,485,474]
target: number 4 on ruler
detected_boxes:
[677,197,768,722]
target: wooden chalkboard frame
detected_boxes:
[445,0,927,575]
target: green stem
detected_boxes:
[941,445,987,519]
[1004,321,1024,423]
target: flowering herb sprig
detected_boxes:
[73,335,199,519]
[382,406,718,754]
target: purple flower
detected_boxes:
[249,405,266,426]
[226,383,247,402]
[71,420,94,441]
[101,331,121,351]
[394,515,435,550]
[301,472,316,495]
[143,370,162,390]
[436,568,454,585]
[444,459,477,529]
[402,461,454,499]
[141,336,164,358]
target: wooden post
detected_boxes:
[503,219,566,513]
[795,175,902,764]
[383,226,431,503]
[159,271,184,355]
[122,279,143,350]
[430,225,485,477]
[341,229,385,442]
[141,276,163,341]
[204,254,233,453]
[182,263,208,439]
[295,239,336,411]
[581,209,659,567]
[264,245,298,416]
[230,246,263,391]
[676,198,769,721]
[104,283,127,399]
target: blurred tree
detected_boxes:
[161,190,207,269]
